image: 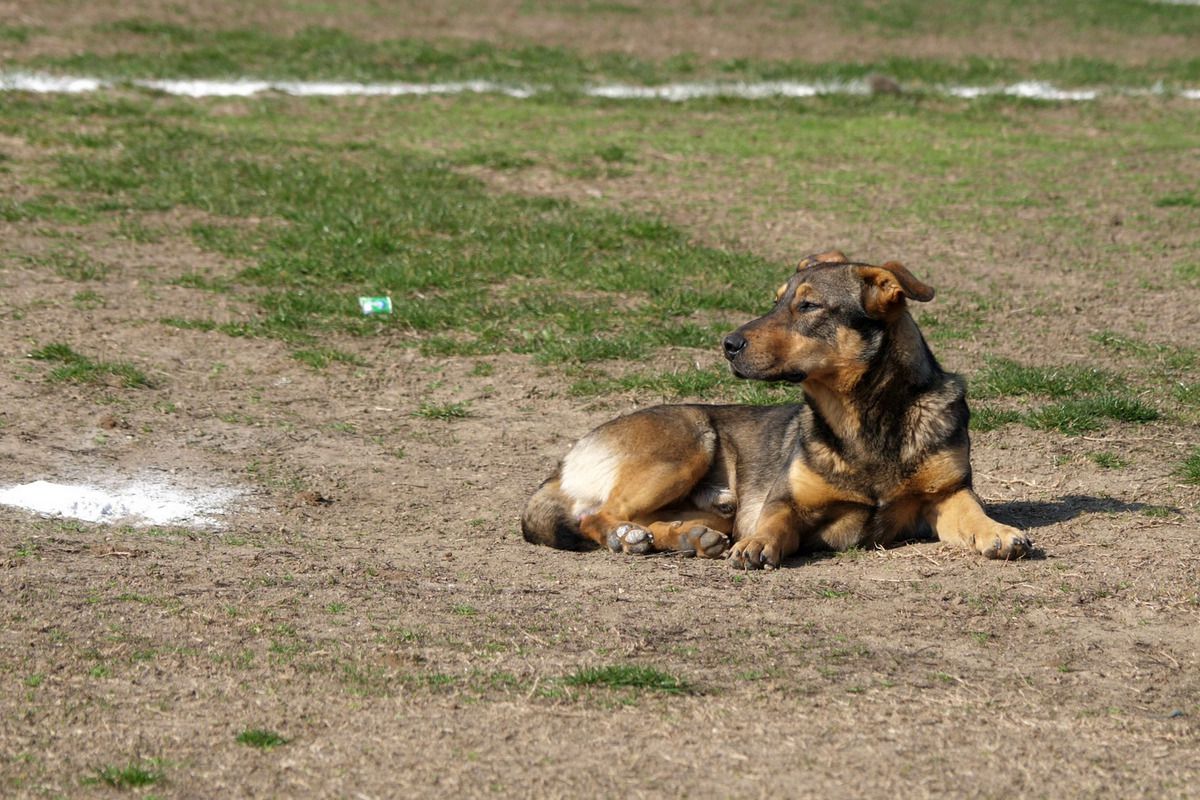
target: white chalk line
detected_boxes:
[0,478,242,528]
[1,71,1198,101]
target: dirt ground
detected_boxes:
[2,197,1199,798]
[2,2,1200,799]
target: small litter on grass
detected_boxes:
[358,296,392,315]
[0,479,241,528]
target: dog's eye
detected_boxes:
[797,301,821,312]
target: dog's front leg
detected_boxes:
[926,488,1032,559]
[727,500,801,569]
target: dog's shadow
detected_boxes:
[986,494,1167,530]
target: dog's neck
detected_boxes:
[802,312,942,455]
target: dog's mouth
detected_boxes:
[729,363,807,384]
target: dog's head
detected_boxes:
[723,251,934,386]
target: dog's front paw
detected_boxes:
[976,523,1032,560]
[728,537,782,570]
[607,523,654,555]
[675,526,730,559]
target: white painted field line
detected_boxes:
[137,77,537,98]
[586,79,867,100]
[0,478,242,528]
[1,70,1198,102]
[945,81,1100,101]
[0,72,106,93]
[0,72,537,98]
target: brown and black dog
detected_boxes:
[522,251,1031,568]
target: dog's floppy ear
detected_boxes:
[857,261,935,317]
[797,250,849,271]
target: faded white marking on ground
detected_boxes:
[0,479,242,528]
[0,71,1197,102]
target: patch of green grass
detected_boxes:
[116,217,164,243]
[565,143,637,178]
[971,357,1116,399]
[22,248,108,281]
[1090,331,1195,373]
[969,406,1022,432]
[23,23,1200,87]
[236,728,289,749]
[415,400,472,420]
[1088,452,1127,469]
[454,148,535,170]
[13,540,39,559]
[0,24,33,43]
[50,118,775,360]
[830,0,1200,38]
[563,664,691,694]
[1179,449,1200,486]
[1025,395,1159,435]
[530,1,645,15]
[24,673,44,688]
[569,364,796,404]
[72,289,104,309]
[85,761,163,789]
[291,347,366,369]
[27,343,154,389]
[916,309,984,343]
[339,662,397,696]
[407,672,457,690]
[1175,262,1200,285]
[160,317,218,332]
[1175,383,1200,408]
[0,195,96,223]
[97,18,198,43]
[1155,192,1199,208]
[595,143,632,163]
[171,272,232,293]
[1141,505,1177,519]
[968,356,1161,435]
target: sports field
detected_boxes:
[1,2,1198,797]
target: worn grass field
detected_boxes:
[1,2,1199,798]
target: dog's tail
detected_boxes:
[521,472,597,551]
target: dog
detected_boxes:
[522,251,1031,568]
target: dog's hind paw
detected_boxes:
[675,526,730,559]
[607,524,654,555]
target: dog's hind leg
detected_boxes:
[926,489,1032,559]
[578,459,723,556]
[567,408,728,557]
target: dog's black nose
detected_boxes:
[723,332,747,359]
